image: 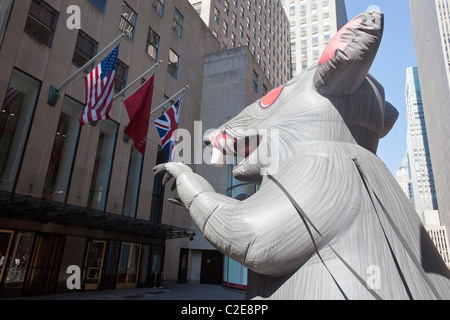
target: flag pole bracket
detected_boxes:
[47,85,61,106]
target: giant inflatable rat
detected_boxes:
[154,10,450,300]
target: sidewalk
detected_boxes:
[5,283,246,300]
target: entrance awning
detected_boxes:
[0,191,195,240]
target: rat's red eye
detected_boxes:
[260,86,284,109]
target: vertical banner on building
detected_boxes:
[124,73,155,156]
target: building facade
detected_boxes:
[423,210,450,269]
[281,0,347,76]
[405,67,438,221]
[188,0,292,86]
[435,0,450,83]
[409,0,450,236]
[0,0,221,297]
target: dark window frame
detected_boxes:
[24,0,59,47]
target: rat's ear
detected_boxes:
[314,10,384,96]
[380,101,399,138]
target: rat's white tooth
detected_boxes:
[219,137,226,149]
[226,138,235,155]
[211,147,225,168]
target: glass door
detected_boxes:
[3,232,34,291]
[83,240,106,290]
[178,248,188,283]
[24,235,65,295]
[116,243,141,289]
[0,230,14,284]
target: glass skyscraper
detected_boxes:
[405,67,438,222]
[409,0,450,237]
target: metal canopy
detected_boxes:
[0,191,194,240]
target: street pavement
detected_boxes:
[4,283,246,300]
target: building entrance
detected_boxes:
[24,234,65,295]
[200,250,223,285]
[116,243,141,289]
[84,240,106,290]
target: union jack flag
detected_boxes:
[154,96,182,162]
[79,44,119,125]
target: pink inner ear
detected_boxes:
[318,16,362,65]
[260,86,284,108]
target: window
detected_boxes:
[173,8,183,37]
[223,21,228,37]
[87,120,118,211]
[114,60,128,93]
[152,0,165,16]
[123,147,143,218]
[214,7,220,25]
[167,49,179,79]
[119,2,137,38]
[150,147,167,224]
[253,71,258,93]
[89,0,107,13]
[0,69,41,192]
[72,31,98,68]
[24,0,58,47]
[0,0,14,49]
[146,28,160,60]
[42,96,83,202]
[224,0,229,15]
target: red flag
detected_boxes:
[124,73,155,155]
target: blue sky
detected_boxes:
[344,0,417,176]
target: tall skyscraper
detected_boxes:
[409,0,450,235]
[189,0,292,86]
[435,0,450,83]
[405,67,438,222]
[395,151,413,204]
[281,0,347,76]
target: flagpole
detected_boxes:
[151,85,188,116]
[113,60,162,101]
[55,32,127,91]
[48,32,127,106]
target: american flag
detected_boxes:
[154,96,182,162]
[79,44,119,125]
[3,85,23,107]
